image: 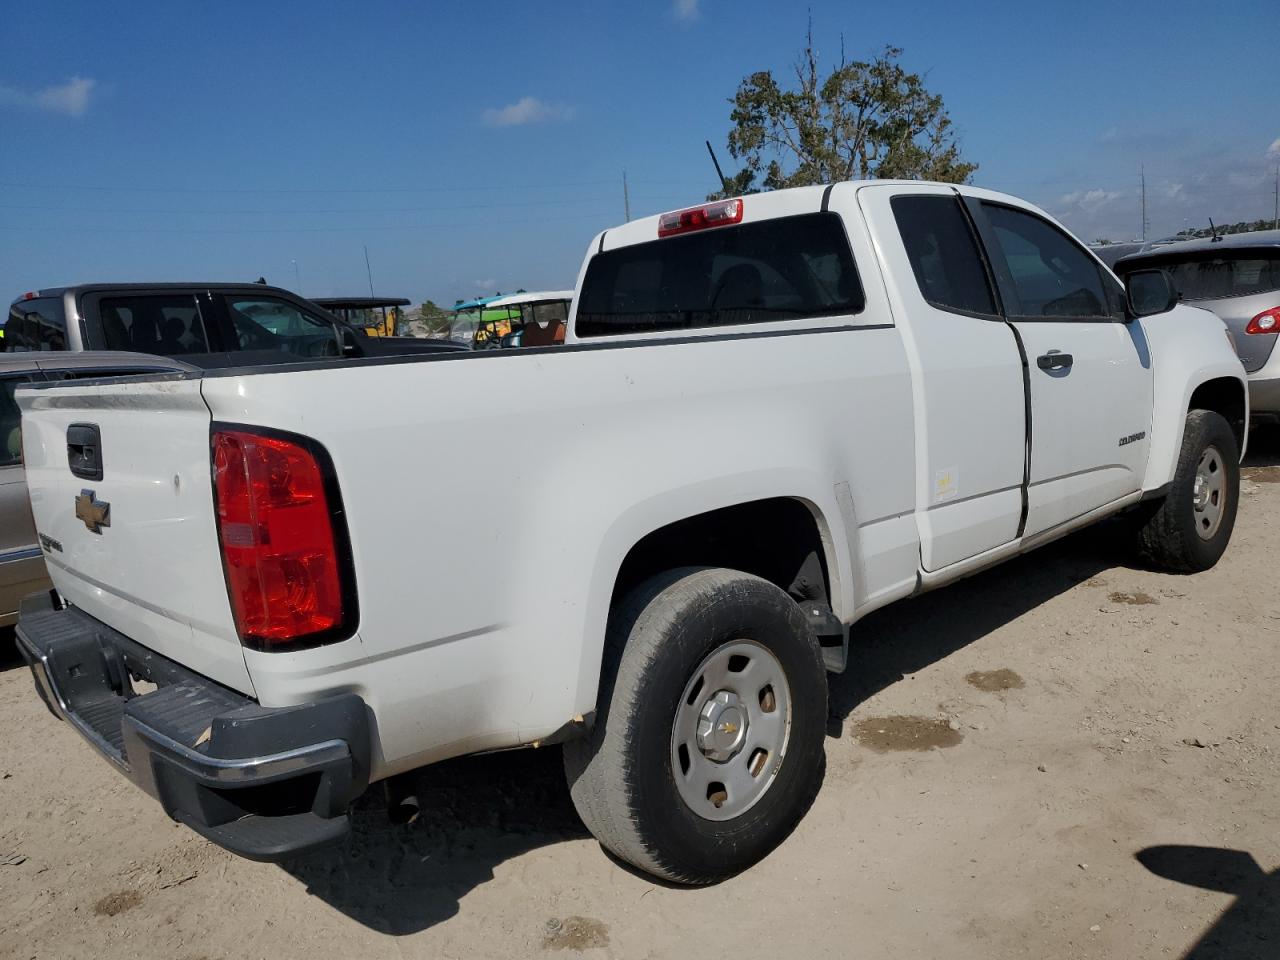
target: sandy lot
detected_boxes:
[3,434,1280,960]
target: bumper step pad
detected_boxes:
[16,591,370,861]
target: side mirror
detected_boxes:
[1126,269,1180,320]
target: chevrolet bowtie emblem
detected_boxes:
[75,489,111,534]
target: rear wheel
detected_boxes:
[1137,409,1239,572]
[564,567,827,885]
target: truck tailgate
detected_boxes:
[17,377,252,695]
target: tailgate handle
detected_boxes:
[67,423,104,481]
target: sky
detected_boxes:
[1,0,1278,307]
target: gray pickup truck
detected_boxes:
[4,283,465,365]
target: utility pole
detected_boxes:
[622,170,631,223]
[363,245,375,297]
[1140,163,1148,241]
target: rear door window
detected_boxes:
[5,298,68,351]
[98,295,212,354]
[891,195,997,317]
[575,213,865,337]
[222,297,343,358]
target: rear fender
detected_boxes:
[573,472,855,716]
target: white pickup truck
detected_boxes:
[15,182,1246,885]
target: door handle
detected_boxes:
[1036,352,1073,371]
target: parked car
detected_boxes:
[2,352,195,627]
[4,284,465,365]
[14,182,1245,883]
[1090,236,1196,270]
[1116,230,1280,422]
[1089,241,1148,269]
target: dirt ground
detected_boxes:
[3,435,1280,960]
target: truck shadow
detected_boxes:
[285,521,1138,933]
[0,627,22,671]
[1136,844,1280,958]
[1244,423,1280,469]
[283,746,589,934]
[828,521,1128,723]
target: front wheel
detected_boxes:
[564,567,828,885]
[1136,409,1240,572]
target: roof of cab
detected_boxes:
[0,351,197,374]
[486,290,573,308]
[311,297,411,309]
[593,180,1048,255]
[10,282,303,305]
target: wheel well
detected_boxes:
[1189,377,1247,450]
[612,498,834,611]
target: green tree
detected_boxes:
[418,299,451,335]
[712,30,976,198]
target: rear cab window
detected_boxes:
[4,298,68,352]
[575,213,865,337]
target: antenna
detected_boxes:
[623,170,631,223]
[363,245,375,297]
[1274,163,1278,230]
[1209,218,1221,243]
[1140,163,1148,241]
[706,140,729,194]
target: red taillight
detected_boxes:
[1245,307,1280,334]
[21,291,36,300]
[212,428,353,650]
[657,198,744,237]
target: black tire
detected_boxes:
[1136,409,1239,572]
[563,567,827,885]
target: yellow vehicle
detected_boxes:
[311,297,410,338]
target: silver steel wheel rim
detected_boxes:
[670,639,792,822]
[1192,445,1226,541]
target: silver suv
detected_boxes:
[1,353,192,626]
[1117,230,1280,421]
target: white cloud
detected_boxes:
[481,96,573,127]
[1059,188,1123,213]
[1267,138,1280,161]
[673,0,700,21]
[473,278,496,290]
[0,76,95,117]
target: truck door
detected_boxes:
[968,199,1153,538]
[858,186,1026,571]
